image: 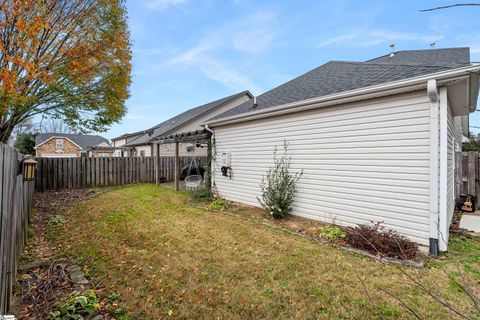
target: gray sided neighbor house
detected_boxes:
[111,91,252,157]
[205,47,479,254]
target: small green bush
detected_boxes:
[49,214,65,226]
[258,141,303,219]
[318,226,346,241]
[208,198,230,211]
[107,292,120,302]
[49,290,99,320]
[191,188,212,201]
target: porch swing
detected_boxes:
[184,142,203,191]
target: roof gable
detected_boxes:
[35,133,110,149]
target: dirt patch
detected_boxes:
[16,261,75,319]
[29,189,96,262]
[228,202,329,237]
[195,200,329,241]
[192,200,427,265]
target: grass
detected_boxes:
[49,184,480,319]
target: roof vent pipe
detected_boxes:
[253,96,258,108]
[430,42,436,49]
[389,44,395,57]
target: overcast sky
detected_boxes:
[103,0,480,138]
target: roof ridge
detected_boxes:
[328,60,462,69]
[365,47,470,62]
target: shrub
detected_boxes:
[208,197,229,211]
[49,214,65,226]
[257,141,303,219]
[49,290,99,319]
[318,225,346,241]
[191,187,213,201]
[344,222,417,260]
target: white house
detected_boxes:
[111,91,252,157]
[205,47,479,254]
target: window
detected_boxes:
[186,146,195,153]
[140,150,146,157]
[56,139,64,149]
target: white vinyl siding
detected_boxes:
[212,91,432,245]
[152,143,208,157]
[135,145,152,157]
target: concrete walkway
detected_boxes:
[460,212,480,233]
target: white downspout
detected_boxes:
[427,79,440,256]
[438,87,449,252]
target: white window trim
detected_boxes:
[56,139,64,149]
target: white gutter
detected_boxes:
[427,79,440,257]
[205,64,480,127]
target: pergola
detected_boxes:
[152,129,212,191]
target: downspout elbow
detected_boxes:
[427,79,438,103]
[204,124,214,134]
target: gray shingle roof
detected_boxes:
[124,90,251,146]
[35,133,110,149]
[111,131,145,141]
[210,47,471,121]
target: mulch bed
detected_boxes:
[14,188,98,319]
[223,202,329,239]
[192,200,426,267]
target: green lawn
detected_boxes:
[50,184,480,319]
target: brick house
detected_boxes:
[34,133,112,158]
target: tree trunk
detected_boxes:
[0,123,15,144]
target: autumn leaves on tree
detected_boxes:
[0,0,132,143]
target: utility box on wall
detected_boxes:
[221,152,231,167]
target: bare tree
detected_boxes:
[8,117,36,147]
[39,118,75,134]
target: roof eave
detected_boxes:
[205,64,480,127]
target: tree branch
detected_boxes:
[420,3,480,12]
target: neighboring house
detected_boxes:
[112,91,252,157]
[205,47,480,254]
[35,133,112,158]
[111,132,145,157]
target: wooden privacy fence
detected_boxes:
[35,156,208,190]
[456,151,479,199]
[0,143,35,315]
